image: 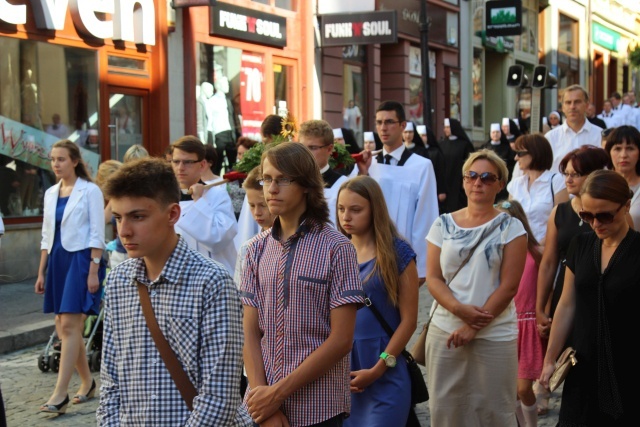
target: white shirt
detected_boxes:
[426,213,525,340]
[353,146,439,278]
[320,164,348,228]
[176,185,238,275]
[207,92,232,135]
[597,111,621,129]
[614,103,633,126]
[343,106,361,131]
[545,120,603,173]
[45,123,70,140]
[506,170,566,242]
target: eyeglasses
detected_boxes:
[463,171,499,184]
[375,120,400,127]
[562,172,582,179]
[171,159,200,166]
[259,177,295,187]
[306,144,331,151]
[514,151,529,157]
[578,204,624,225]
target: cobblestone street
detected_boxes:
[0,286,560,426]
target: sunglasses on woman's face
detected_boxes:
[463,171,499,184]
[578,204,624,225]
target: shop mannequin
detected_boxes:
[196,82,215,145]
[210,75,238,174]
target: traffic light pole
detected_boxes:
[420,1,432,130]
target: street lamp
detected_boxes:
[420,1,432,129]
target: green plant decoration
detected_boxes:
[630,46,640,69]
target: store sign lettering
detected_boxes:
[320,10,397,47]
[211,3,287,48]
[0,0,156,46]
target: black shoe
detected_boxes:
[40,395,69,414]
[72,379,96,404]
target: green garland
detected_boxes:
[234,138,355,173]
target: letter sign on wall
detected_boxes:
[320,10,397,47]
[210,3,287,48]
[0,0,156,45]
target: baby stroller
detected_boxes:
[37,307,104,373]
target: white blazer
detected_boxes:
[41,178,106,253]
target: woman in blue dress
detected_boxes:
[336,176,419,426]
[35,140,106,414]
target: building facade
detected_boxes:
[0,0,169,281]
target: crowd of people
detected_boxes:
[24,83,639,426]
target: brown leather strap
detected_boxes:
[136,280,197,410]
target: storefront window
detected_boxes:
[343,64,366,147]
[274,63,292,118]
[430,7,459,47]
[0,38,99,219]
[558,14,579,104]
[473,48,483,128]
[197,44,262,144]
[252,0,293,10]
[449,70,461,121]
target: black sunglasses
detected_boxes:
[578,204,624,225]
[463,171,499,184]
[514,150,529,157]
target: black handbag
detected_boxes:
[364,297,429,407]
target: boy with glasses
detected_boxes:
[353,100,439,281]
[170,135,237,275]
[240,142,364,426]
[298,119,348,226]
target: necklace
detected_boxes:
[572,198,584,226]
[602,242,620,248]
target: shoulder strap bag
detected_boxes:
[410,215,508,365]
[137,281,197,410]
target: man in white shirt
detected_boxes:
[45,114,70,140]
[610,91,632,126]
[353,100,439,280]
[545,85,603,173]
[597,100,621,129]
[623,93,640,130]
[170,136,238,275]
[299,120,347,227]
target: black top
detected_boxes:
[560,230,638,426]
[481,139,515,203]
[587,116,607,130]
[550,201,592,316]
[322,168,344,189]
[438,137,475,213]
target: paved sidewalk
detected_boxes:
[0,278,54,355]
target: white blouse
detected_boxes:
[507,170,566,242]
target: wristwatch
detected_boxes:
[380,352,397,368]
[91,257,101,265]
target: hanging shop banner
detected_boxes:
[485,0,523,37]
[592,22,622,52]
[0,117,100,176]
[240,53,267,141]
[320,10,397,47]
[210,3,287,48]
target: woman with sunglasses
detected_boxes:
[534,145,610,415]
[426,149,527,426]
[507,134,569,246]
[604,125,640,228]
[539,170,637,426]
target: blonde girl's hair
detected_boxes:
[123,144,149,163]
[337,176,406,307]
[95,160,123,191]
[494,199,542,265]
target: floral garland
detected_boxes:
[233,114,355,173]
